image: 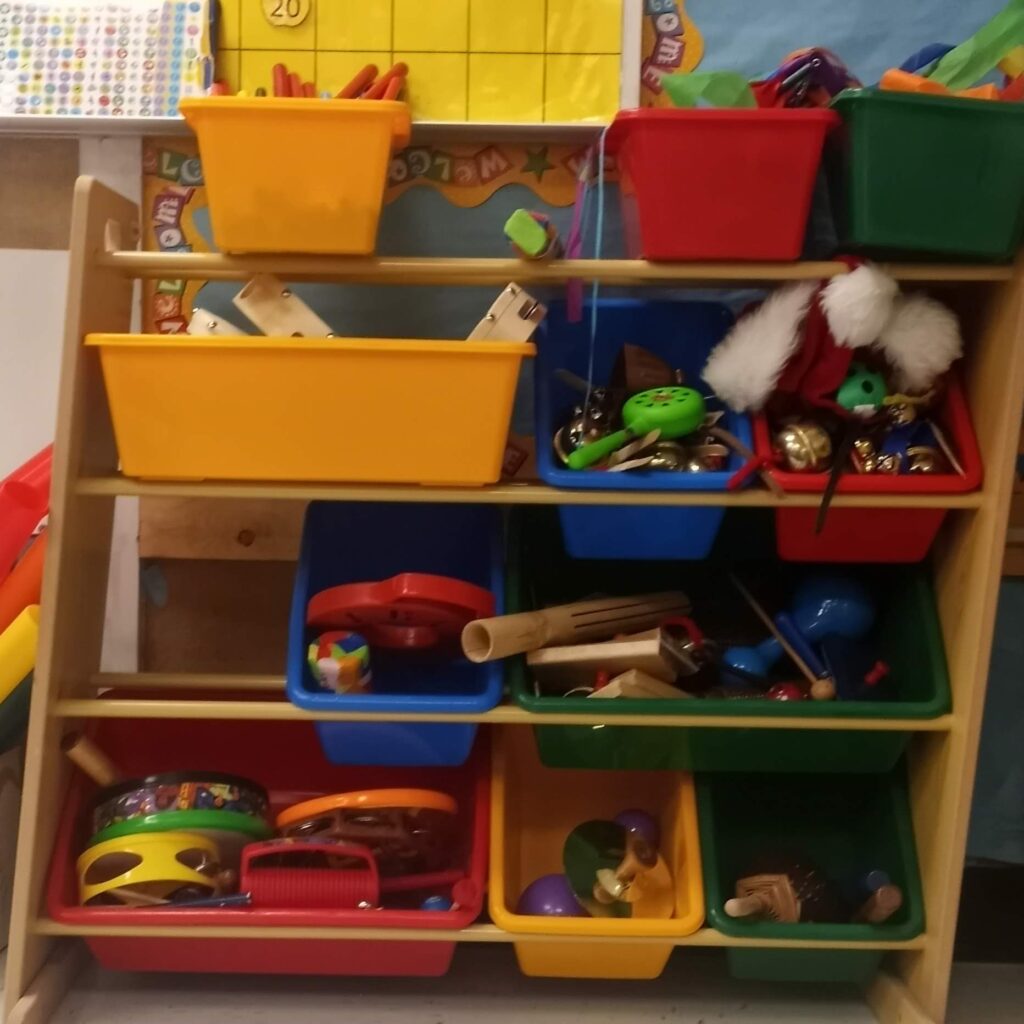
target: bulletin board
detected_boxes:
[215,0,644,122]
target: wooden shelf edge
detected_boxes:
[95,250,1014,285]
[59,692,955,732]
[75,476,987,510]
[31,919,927,950]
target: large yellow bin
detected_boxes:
[490,728,705,979]
[179,98,410,254]
[88,335,534,485]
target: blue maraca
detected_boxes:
[723,576,875,690]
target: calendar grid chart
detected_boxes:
[218,0,640,123]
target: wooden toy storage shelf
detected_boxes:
[5,176,1024,1024]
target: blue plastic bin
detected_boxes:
[287,502,504,766]
[535,300,750,560]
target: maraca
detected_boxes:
[723,576,874,684]
[567,387,707,470]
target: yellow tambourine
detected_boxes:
[77,831,221,907]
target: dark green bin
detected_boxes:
[829,89,1024,260]
[699,769,923,982]
[509,510,950,773]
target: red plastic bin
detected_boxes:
[607,108,839,261]
[753,375,982,562]
[47,717,489,977]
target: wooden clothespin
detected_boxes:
[468,283,546,342]
[233,275,334,338]
[187,308,246,337]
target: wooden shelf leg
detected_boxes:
[6,941,90,1024]
[2,177,137,1020]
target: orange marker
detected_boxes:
[302,81,316,98]
[288,72,303,98]
[272,63,289,98]
[364,62,409,100]
[338,63,378,99]
[383,75,405,101]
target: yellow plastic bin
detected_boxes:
[179,98,410,254]
[490,728,705,980]
[88,335,534,485]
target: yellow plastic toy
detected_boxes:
[0,605,39,704]
[77,831,222,907]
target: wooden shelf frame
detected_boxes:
[31,919,925,951]
[76,474,987,508]
[5,176,1024,1024]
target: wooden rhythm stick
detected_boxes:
[462,592,691,663]
[61,731,122,786]
[729,574,836,701]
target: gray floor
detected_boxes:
[23,947,1024,1024]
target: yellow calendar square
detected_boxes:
[395,52,467,120]
[394,0,469,53]
[545,53,620,121]
[216,50,241,92]
[240,50,316,94]
[240,1,318,51]
[469,0,544,53]
[316,52,391,97]
[468,53,543,122]
[546,0,623,54]
[318,1,392,51]
[218,0,241,50]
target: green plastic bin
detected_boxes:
[509,510,950,773]
[699,769,924,982]
[830,89,1024,259]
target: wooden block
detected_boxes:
[588,669,691,700]
[233,275,333,338]
[139,498,305,562]
[527,631,675,687]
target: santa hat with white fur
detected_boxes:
[703,261,962,413]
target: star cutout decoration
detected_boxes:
[521,146,555,181]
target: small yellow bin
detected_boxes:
[88,335,534,485]
[490,728,705,980]
[179,98,410,254]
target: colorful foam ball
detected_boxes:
[307,630,372,694]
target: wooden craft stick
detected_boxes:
[338,63,379,99]
[61,732,121,787]
[462,592,691,663]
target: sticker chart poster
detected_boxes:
[142,136,588,332]
[0,0,211,117]
[215,0,630,121]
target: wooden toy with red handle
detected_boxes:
[461,592,690,663]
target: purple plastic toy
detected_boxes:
[517,873,587,917]
[614,809,661,849]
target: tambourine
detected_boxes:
[91,771,268,836]
[78,831,225,907]
[276,788,459,877]
[307,573,494,650]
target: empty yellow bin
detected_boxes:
[179,98,410,254]
[490,728,705,979]
[88,335,534,486]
